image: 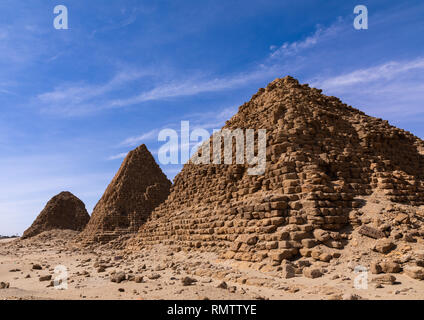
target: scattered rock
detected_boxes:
[280,264,295,279]
[373,239,395,254]
[359,225,386,239]
[380,261,402,273]
[181,277,197,286]
[148,273,161,280]
[39,275,52,282]
[111,272,126,283]
[404,266,424,280]
[372,275,396,285]
[370,262,382,274]
[303,268,323,279]
[342,293,362,300]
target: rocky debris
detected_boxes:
[217,281,228,289]
[0,282,10,289]
[111,272,126,283]
[303,268,323,279]
[372,275,396,285]
[342,293,362,300]
[403,266,424,280]
[373,239,395,254]
[371,261,402,274]
[380,261,402,273]
[77,144,171,244]
[97,266,106,273]
[39,275,52,282]
[148,273,161,280]
[359,226,386,239]
[32,264,42,270]
[22,192,90,239]
[280,263,295,279]
[135,276,144,283]
[181,277,197,286]
[394,213,410,224]
[371,262,382,274]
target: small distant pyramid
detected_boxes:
[77,144,171,244]
[22,191,90,239]
[128,76,424,264]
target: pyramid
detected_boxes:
[78,144,171,244]
[127,76,424,265]
[22,191,90,239]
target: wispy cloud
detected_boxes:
[36,18,347,116]
[270,18,344,58]
[34,11,424,123]
[120,128,159,147]
[312,57,424,90]
[310,57,424,119]
[120,105,237,146]
[105,71,271,109]
[37,67,272,116]
[38,69,150,115]
[107,152,128,160]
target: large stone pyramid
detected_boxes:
[22,191,90,239]
[78,144,171,244]
[128,76,424,265]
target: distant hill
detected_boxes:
[0,235,19,240]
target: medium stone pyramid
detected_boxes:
[22,191,90,239]
[78,144,171,244]
[128,76,424,265]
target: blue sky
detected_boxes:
[1,0,423,235]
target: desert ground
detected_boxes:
[1,195,423,301]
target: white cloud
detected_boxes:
[107,152,128,160]
[105,71,270,109]
[38,69,150,115]
[310,57,424,120]
[312,57,424,90]
[119,105,237,149]
[270,18,344,58]
[35,18,346,116]
[120,129,159,147]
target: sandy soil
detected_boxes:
[1,195,423,300]
[1,237,423,300]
